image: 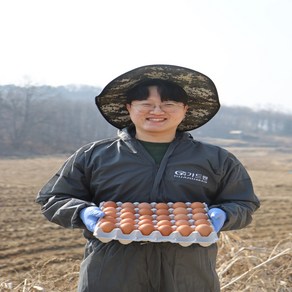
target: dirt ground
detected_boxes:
[0,141,291,291]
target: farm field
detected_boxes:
[0,143,291,291]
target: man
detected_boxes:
[36,64,260,291]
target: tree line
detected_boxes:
[0,85,291,155]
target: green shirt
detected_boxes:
[138,140,170,164]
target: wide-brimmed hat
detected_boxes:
[95,64,220,131]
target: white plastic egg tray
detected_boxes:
[93,201,218,247]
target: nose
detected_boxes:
[150,105,164,113]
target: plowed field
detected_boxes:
[0,145,291,291]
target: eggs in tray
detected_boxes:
[93,201,218,247]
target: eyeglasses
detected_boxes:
[130,102,185,113]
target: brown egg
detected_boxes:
[156,202,169,210]
[156,214,171,221]
[120,207,135,214]
[138,223,155,235]
[157,225,173,236]
[120,211,136,220]
[138,218,153,226]
[139,208,153,216]
[192,208,206,214]
[102,206,116,213]
[192,213,208,220]
[195,224,213,236]
[121,202,135,209]
[174,214,189,221]
[120,222,135,234]
[191,202,205,209]
[99,216,116,224]
[173,202,186,208]
[103,201,117,208]
[173,207,188,215]
[105,211,118,218]
[139,214,153,221]
[138,202,152,209]
[99,221,115,233]
[103,206,117,216]
[157,220,172,227]
[120,217,136,225]
[156,209,169,216]
[195,219,211,226]
[175,219,190,226]
[176,225,193,236]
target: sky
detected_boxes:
[1,0,292,113]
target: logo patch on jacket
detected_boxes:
[174,170,208,183]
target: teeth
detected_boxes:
[148,118,165,121]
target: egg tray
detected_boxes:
[93,201,218,247]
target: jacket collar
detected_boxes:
[118,125,193,142]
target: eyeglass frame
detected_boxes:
[129,101,187,113]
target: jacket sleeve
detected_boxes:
[209,152,260,231]
[35,144,96,229]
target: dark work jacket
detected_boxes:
[36,126,260,292]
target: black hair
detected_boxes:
[126,79,188,104]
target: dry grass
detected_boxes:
[217,233,292,291]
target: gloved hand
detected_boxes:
[80,206,105,232]
[208,208,227,233]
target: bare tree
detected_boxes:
[0,85,58,152]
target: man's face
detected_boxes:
[126,86,188,141]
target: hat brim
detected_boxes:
[95,64,220,131]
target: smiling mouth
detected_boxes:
[146,118,166,122]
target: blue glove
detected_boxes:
[80,206,105,232]
[208,208,227,232]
